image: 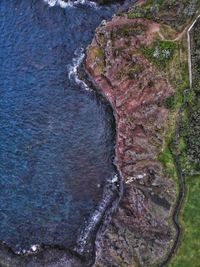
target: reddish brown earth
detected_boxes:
[84,16,177,267]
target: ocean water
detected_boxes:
[0,0,117,253]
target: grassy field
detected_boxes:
[168,18,200,267]
[168,174,200,267]
[145,22,200,267]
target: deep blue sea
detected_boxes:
[0,0,117,253]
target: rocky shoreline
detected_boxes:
[0,172,121,267]
[84,13,177,267]
[82,0,200,265]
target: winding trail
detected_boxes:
[159,15,200,267]
[159,92,187,267]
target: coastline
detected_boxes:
[83,10,181,267]
[82,1,200,266]
[1,1,199,266]
[0,1,123,266]
[76,60,124,264]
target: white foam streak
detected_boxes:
[44,0,97,8]
[68,48,91,91]
[76,174,120,254]
[15,244,41,255]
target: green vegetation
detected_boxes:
[104,1,200,264]
[178,137,187,153]
[147,29,199,267]
[169,175,200,267]
[141,40,177,69]
[88,46,105,75]
[111,23,146,39]
[191,19,200,93]
[167,19,200,267]
[165,95,176,110]
[127,0,164,20]
[180,20,200,173]
[158,147,177,180]
[126,2,200,267]
[184,99,200,171]
[154,37,188,185]
[127,0,198,31]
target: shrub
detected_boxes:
[165,95,176,109]
[141,40,177,68]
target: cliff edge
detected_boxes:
[84,0,199,266]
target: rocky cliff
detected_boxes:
[84,0,200,266]
[84,15,177,267]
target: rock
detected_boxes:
[84,15,177,267]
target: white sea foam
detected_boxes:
[68,48,91,91]
[110,174,118,183]
[76,174,120,254]
[15,244,41,255]
[31,244,40,252]
[44,0,97,8]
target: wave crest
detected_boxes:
[68,48,91,91]
[43,0,97,8]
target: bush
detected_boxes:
[141,40,177,68]
[184,99,200,171]
[165,95,176,109]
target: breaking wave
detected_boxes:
[43,0,97,8]
[76,174,120,255]
[68,48,91,91]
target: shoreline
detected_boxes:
[83,11,182,266]
[2,0,198,266]
[76,60,124,265]
[0,0,126,265]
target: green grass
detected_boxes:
[155,35,200,267]
[165,95,176,110]
[87,46,105,75]
[127,0,165,20]
[168,175,200,267]
[178,137,187,153]
[157,40,188,185]
[167,30,200,266]
[158,147,177,180]
[141,40,177,69]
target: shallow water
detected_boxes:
[0,0,117,253]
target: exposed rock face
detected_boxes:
[84,16,176,267]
